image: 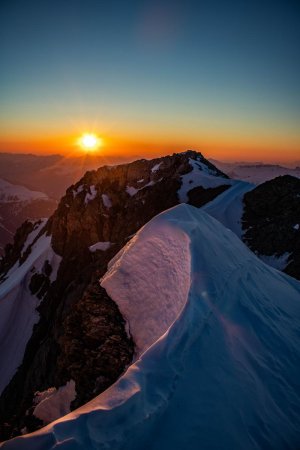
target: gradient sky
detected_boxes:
[0,0,299,162]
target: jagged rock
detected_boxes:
[0,220,36,279]
[187,185,229,207]
[242,175,300,280]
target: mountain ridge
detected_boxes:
[0,150,231,439]
[2,204,300,449]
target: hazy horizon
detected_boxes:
[0,149,299,168]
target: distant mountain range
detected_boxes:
[211,158,300,184]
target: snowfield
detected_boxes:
[2,204,300,449]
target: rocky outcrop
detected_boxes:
[0,151,230,440]
[187,185,229,207]
[242,175,300,280]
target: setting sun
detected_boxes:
[78,133,102,151]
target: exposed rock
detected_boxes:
[242,175,300,280]
[0,220,36,279]
[187,185,229,207]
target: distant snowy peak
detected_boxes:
[0,178,48,203]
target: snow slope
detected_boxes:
[0,225,61,394]
[202,180,254,237]
[0,179,48,203]
[3,204,300,449]
[202,181,294,273]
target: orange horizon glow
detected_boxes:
[0,132,299,165]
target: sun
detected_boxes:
[78,133,102,152]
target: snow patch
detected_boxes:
[33,381,76,424]
[72,184,84,198]
[126,185,138,196]
[89,242,112,252]
[101,194,112,209]
[126,180,156,197]
[84,185,97,204]
[293,223,299,230]
[258,252,291,271]
[151,162,162,173]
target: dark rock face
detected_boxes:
[187,185,229,208]
[0,219,43,280]
[29,260,53,300]
[242,175,300,280]
[0,151,229,440]
[57,282,134,410]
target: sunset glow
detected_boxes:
[78,134,102,152]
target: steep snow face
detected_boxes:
[0,228,61,394]
[178,158,232,202]
[101,219,191,355]
[5,204,300,450]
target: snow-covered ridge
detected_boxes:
[4,204,300,449]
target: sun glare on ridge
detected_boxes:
[78,133,102,151]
